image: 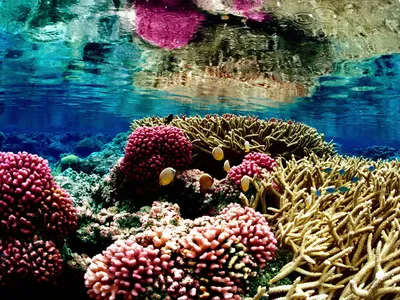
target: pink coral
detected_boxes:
[84,240,174,299]
[85,202,277,300]
[228,160,261,185]
[135,1,205,49]
[119,126,192,183]
[218,203,277,268]
[233,0,272,22]
[179,225,255,299]
[0,151,77,236]
[227,152,276,185]
[0,238,63,285]
[243,152,276,170]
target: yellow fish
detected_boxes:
[159,167,176,186]
[212,146,224,161]
[223,160,231,172]
[199,173,213,192]
[241,175,252,192]
[244,141,250,152]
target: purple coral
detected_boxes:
[133,0,271,49]
[0,151,77,237]
[0,238,64,285]
[119,126,192,183]
[135,0,205,49]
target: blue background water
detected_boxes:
[1,5,400,151]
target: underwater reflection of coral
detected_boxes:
[134,21,333,103]
[135,66,309,104]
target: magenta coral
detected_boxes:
[227,152,276,185]
[119,126,192,183]
[135,1,205,49]
[84,240,173,299]
[0,237,63,285]
[243,152,276,170]
[0,151,77,237]
[228,160,262,185]
[218,203,277,268]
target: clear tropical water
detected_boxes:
[1,0,400,150]
[2,2,400,300]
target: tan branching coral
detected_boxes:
[244,153,400,299]
[132,115,335,163]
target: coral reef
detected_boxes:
[84,202,277,299]
[241,153,400,299]
[0,151,77,237]
[0,132,113,165]
[0,238,63,285]
[5,115,400,300]
[105,126,192,204]
[119,125,192,183]
[55,132,128,176]
[355,145,399,161]
[54,169,102,206]
[132,114,335,169]
[228,152,276,185]
[0,151,78,285]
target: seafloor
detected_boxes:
[1,114,400,300]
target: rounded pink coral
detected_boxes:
[218,203,277,268]
[227,160,262,185]
[243,152,276,170]
[85,240,174,299]
[227,152,276,185]
[0,151,77,237]
[0,238,63,285]
[179,225,256,299]
[120,126,192,183]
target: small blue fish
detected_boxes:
[338,186,350,193]
[338,169,346,176]
[326,187,337,193]
[324,168,333,173]
[368,166,375,172]
[351,177,360,183]
[315,189,321,197]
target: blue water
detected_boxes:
[1,1,400,151]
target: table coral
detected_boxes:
[132,114,335,165]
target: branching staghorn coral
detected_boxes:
[242,153,400,299]
[132,114,336,164]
